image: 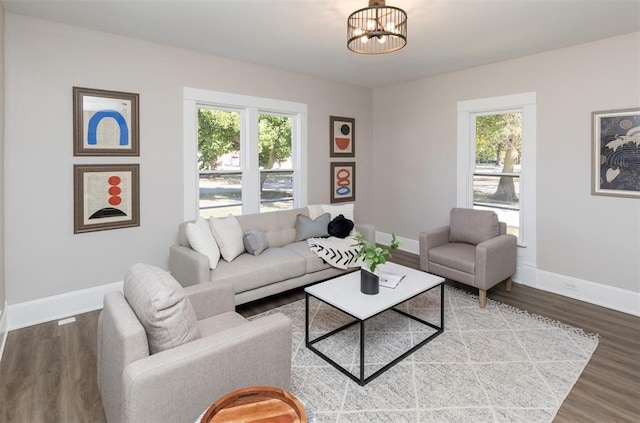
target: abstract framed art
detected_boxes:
[591,108,640,198]
[330,162,356,203]
[74,164,140,233]
[330,116,355,157]
[73,87,139,156]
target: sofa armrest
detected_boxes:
[121,313,292,423]
[419,226,450,272]
[169,244,210,287]
[184,282,235,320]
[98,292,150,423]
[355,223,375,242]
[475,234,517,290]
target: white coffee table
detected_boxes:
[305,262,445,385]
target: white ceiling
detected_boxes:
[3,0,640,88]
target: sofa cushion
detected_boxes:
[211,248,306,293]
[123,263,201,354]
[283,240,333,273]
[428,243,476,274]
[209,215,245,262]
[236,208,305,248]
[449,208,499,245]
[186,218,221,269]
[243,228,269,256]
[296,213,330,241]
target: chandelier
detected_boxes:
[347,0,407,54]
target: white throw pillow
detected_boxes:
[208,215,245,262]
[321,203,355,222]
[186,218,221,269]
[307,204,324,220]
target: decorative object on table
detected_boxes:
[353,232,401,294]
[73,164,139,233]
[347,0,408,55]
[200,386,307,423]
[330,162,356,203]
[591,107,640,198]
[73,86,139,156]
[329,116,355,157]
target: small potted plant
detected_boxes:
[353,233,401,295]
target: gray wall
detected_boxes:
[372,32,640,294]
[3,13,373,304]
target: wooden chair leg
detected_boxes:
[479,289,487,308]
[506,277,513,292]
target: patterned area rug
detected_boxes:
[252,285,599,423]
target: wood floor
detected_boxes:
[1,250,638,422]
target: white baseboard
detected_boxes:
[378,231,639,316]
[376,231,419,255]
[536,270,640,316]
[0,301,8,364]
[6,281,123,331]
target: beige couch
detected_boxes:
[170,206,374,305]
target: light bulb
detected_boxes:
[366,19,376,31]
[354,28,364,37]
[377,35,387,44]
[385,22,395,32]
[361,36,369,44]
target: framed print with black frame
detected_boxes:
[330,162,356,203]
[74,164,140,233]
[73,87,139,156]
[330,116,355,157]
[591,108,640,198]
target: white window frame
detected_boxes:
[183,87,308,220]
[457,92,537,283]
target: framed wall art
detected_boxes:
[73,87,139,156]
[330,116,355,157]
[74,164,140,233]
[591,108,640,198]
[330,162,356,203]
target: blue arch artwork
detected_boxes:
[87,109,129,146]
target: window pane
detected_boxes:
[474,112,522,237]
[474,112,522,174]
[259,114,293,212]
[197,108,242,217]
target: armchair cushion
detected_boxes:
[449,208,499,245]
[428,242,476,274]
[124,263,201,354]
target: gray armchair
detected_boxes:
[97,264,292,423]
[419,208,517,308]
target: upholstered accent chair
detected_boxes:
[97,263,292,423]
[419,208,517,308]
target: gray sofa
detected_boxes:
[170,206,374,305]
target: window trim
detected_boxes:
[457,92,536,261]
[183,87,308,220]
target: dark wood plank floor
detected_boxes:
[1,250,638,422]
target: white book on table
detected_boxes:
[378,271,406,289]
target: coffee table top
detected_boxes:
[305,262,444,320]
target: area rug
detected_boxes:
[251,285,599,423]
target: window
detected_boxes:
[457,93,537,278]
[472,111,522,237]
[183,88,307,220]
